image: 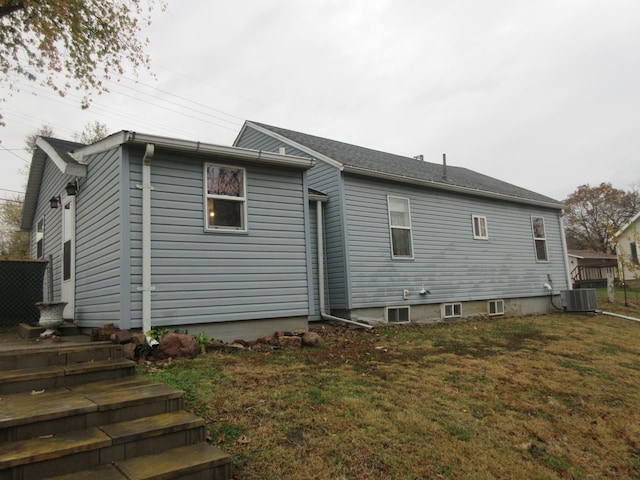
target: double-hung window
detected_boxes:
[472,215,488,239]
[387,196,413,258]
[531,216,548,261]
[205,163,247,232]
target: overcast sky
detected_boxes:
[1,0,638,203]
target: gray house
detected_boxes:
[235,121,571,324]
[21,132,315,342]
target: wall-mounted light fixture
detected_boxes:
[49,195,61,209]
[65,180,79,196]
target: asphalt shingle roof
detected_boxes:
[250,122,562,208]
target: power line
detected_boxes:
[0,188,24,195]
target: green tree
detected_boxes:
[564,182,640,253]
[0,196,29,259]
[0,0,164,126]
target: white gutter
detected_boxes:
[137,144,156,343]
[72,131,314,170]
[316,199,373,329]
[559,214,573,290]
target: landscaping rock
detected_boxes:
[110,329,132,344]
[156,333,201,359]
[123,342,137,360]
[278,335,302,349]
[301,331,324,348]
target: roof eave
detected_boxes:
[342,165,565,210]
[244,122,343,170]
[73,130,315,170]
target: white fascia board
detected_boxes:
[343,165,565,210]
[35,137,87,177]
[245,122,344,170]
[615,211,640,238]
[73,130,315,170]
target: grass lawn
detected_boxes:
[139,296,640,479]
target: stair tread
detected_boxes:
[0,358,133,385]
[43,464,127,480]
[0,387,97,428]
[116,442,232,480]
[62,357,135,375]
[100,411,204,444]
[70,378,183,411]
[0,378,182,429]
[0,426,111,469]
[0,365,64,384]
[0,341,114,357]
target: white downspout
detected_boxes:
[316,200,373,329]
[559,213,573,290]
[137,144,156,342]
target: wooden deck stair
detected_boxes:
[0,341,232,480]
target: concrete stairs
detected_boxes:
[0,341,232,480]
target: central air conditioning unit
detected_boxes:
[560,289,597,312]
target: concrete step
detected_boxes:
[0,412,209,480]
[43,443,233,480]
[0,427,111,480]
[0,342,123,370]
[0,358,136,395]
[99,411,207,464]
[0,378,184,443]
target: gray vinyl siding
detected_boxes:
[74,147,122,326]
[128,147,309,328]
[29,160,67,303]
[343,174,569,308]
[235,126,349,309]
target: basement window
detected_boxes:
[386,306,410,323]
[488,299,504,316]
[205,163,247,232]
[443,303,462,319]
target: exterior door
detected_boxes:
[61,195,75,319]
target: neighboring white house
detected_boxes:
[567,249,618,288]
[615,212,640,285]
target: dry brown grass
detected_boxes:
[140,300,640,479]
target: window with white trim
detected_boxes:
[488,299,504,316]
[387,196,413,258]
[35,218,44,259]
[531,216,548,261]
[472,215,488,239]
[443,303,461,318]
[386,306,410,323]
[205,163,247,231]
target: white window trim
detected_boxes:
[35,217,44,259]
[531,216,548,262]
[488,299,504,316]
[204,162,248,233]
[386,306,411,323]
[442,302,462,319]
[472,215,489,240]
[387,195,414,259]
